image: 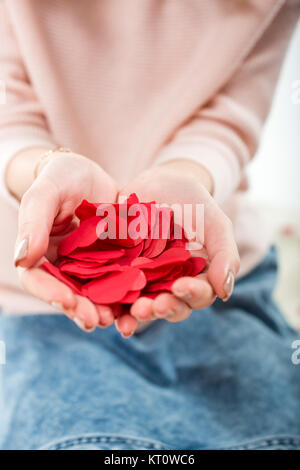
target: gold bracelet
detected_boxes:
[33,147,72,179]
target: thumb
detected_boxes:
[205,206,240,301]
[14,179,59,268]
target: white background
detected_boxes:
[248,21,300,212]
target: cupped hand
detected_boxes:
[15,151,118,332]
[117,159,240,334]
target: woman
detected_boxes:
[0,0,299,450]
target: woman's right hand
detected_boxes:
[13,150,119,332]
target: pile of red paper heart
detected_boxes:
[43,194,206,314]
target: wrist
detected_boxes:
[6,146,52,202]
[34,147,73,179]
[158,158,214,195]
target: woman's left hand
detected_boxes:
[116,159,240,335]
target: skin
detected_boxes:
[120,160,240,334]
[6,150,240,337]
[8,149,118,332]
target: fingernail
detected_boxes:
[154,311,165,318]
[223,270,235,302]
[154,309,174,319]
[73,317,95,333]
[51,301,64,311]
[84,326,96,333]
[121,330,134,338]
[14,238,28,266]
[173,289,192,301]
[114,319,121,332]
[136,313,150,321]
[51,302,75,319]
[73,317,85,330]
[99,307,113,325]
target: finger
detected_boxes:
[17,263,99,332]
[72,295,99,332]
[152,293,192,323]
[14,178,59,268]
[172,274,216,309]
[17,264,77,312]
[130,296,154,322]
[115,313,138,338]
[204,204,240,301]
[96,305,115,328]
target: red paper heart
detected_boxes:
[42,194,206,316]
[82,268,146,304]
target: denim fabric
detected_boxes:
[0,247,299,450]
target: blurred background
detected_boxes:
[247,20,300,331]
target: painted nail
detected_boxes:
[223,270,235,302]
[14,238,28,266]
[73,317,95,333]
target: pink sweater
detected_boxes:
[0,0,299,314]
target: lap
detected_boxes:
[1,247,299,449]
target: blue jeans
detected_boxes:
[0,247,299,450]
